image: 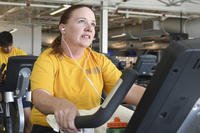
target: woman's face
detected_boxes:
[61,7,96,48]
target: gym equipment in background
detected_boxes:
[1,56,37,133]
[134,54,157,86]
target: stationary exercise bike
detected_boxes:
[0,56,37,133]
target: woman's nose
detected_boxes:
[84,23,92,32]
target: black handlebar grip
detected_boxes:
[75,69,138,128]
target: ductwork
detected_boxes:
[108,17,200,40]
[161,18,200,38]
[0,1,59,8]
[108,21,166,40]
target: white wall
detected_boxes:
[0,23,42,56]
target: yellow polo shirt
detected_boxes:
[30,47,122,126]
[0,47,27,65]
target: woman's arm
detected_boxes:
[124,84,146,106]
[32,89,79,132]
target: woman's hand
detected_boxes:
[32,89,80,132]
[54,99,79,133]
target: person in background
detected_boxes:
[0,31,27,65]
[30,5,145,133]
[0,31,32,133]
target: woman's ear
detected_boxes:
[59,24,66,34]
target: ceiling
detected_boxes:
[0,0,200,50]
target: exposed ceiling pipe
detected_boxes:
[160,18,187,34]
[32,0,78,4]
[161,18,200,38]
[117,2,200,14]
[0,1,59,8]
[184,18,200,38]
[117,10,189,19]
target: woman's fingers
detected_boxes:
[55,109,78,132]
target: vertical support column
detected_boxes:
[99,1,108,54]
[31,25,34,54]
[32,25,42,56]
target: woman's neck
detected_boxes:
[62,43,85,59]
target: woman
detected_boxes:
[30,5,145,133]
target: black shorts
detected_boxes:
[22,97,32,108]
[31,125,58,133]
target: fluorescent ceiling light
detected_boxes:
[7,7,18,13]
[111,33,126,38]
[50,5,71,16]
[9,28,18,33]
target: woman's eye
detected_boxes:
[91,23,96,27]
[78,19,86,23]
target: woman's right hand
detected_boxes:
[54,99,79,133]
[32,89,80,133]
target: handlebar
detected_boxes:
[75,69,138,128]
